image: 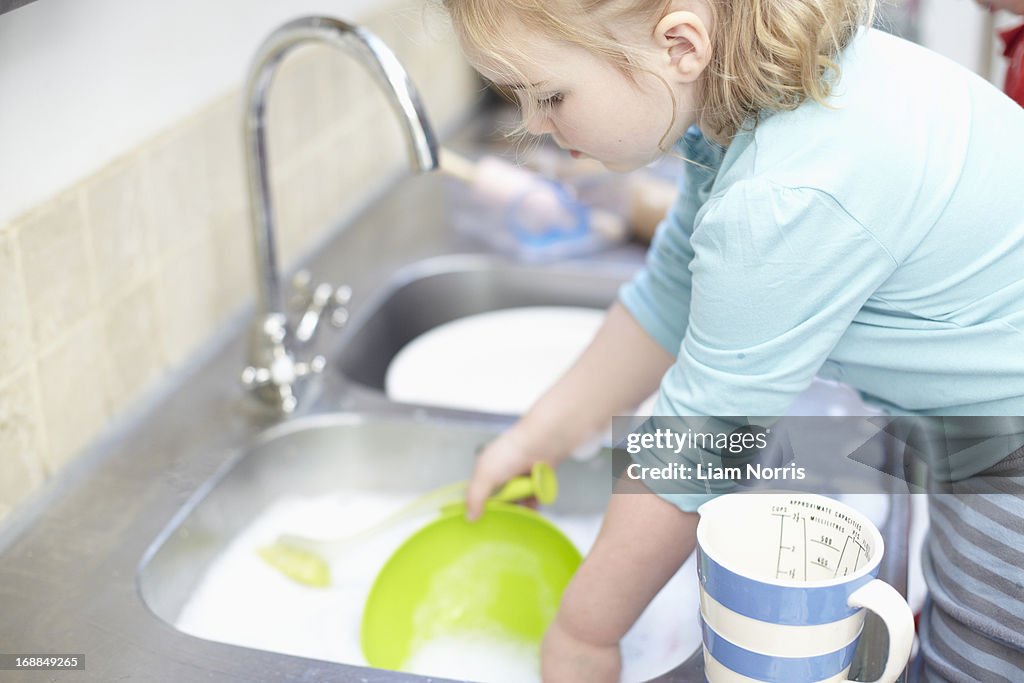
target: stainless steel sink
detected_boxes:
[335,254,636,395]
[139,413,613,627]
[135,252,722,682]
[138,413,620,672]
[138,252,908,681]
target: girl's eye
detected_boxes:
[536,92,564,108]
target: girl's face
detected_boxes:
[468,28,699,172]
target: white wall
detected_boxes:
[919,0,988,74]
[0,0,390,226]
[915,0,1015,84]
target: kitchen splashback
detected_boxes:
[0,1,479,521]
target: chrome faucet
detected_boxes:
[240,16,440,413]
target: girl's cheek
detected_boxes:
[554,106,585,139]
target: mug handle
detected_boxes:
[846,579,916,683]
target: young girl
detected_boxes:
[441,0,1024,681]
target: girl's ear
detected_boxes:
[654,11,711,83]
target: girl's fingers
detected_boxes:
[465,457,509,521]
[465,466,493,521]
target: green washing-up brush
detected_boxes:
[257,543,333,588]
[257,462,557,588]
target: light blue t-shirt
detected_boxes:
[619,29,1024,510]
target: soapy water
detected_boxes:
[405,633,539,683]
[175,491,886,681]
[175,491,703,682]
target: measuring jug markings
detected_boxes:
[810,533,841,579]
[772,511,807,581]
[770,509,872,581]
[816,530,869,578]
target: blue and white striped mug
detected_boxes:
[696,493,914,683]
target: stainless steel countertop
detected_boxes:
[0,114,908,682]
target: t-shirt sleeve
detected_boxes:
[618,129,722,354]
[633,178,899,511]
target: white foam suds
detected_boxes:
[174,488,891,681]
[404,634,540,682]
[175,492,701,682]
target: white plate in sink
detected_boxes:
[384,306,606,415]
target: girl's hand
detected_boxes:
[465,427,562,521]
[541,615,621,683]
[464,302,676,521]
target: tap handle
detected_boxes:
[295,282,335,342]
[293,277,352,342]
[276,383,298,414]
[241,365,272,387]
[294,355,327,377]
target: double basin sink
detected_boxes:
[139,253,673,679]
[136,249,908,681]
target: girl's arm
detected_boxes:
[465,301,675,519]
[542,484,698,683]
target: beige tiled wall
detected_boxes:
[0,2,480,522]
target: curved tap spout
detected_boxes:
[241,16,440,413]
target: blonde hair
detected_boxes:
[442,0,876,142]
